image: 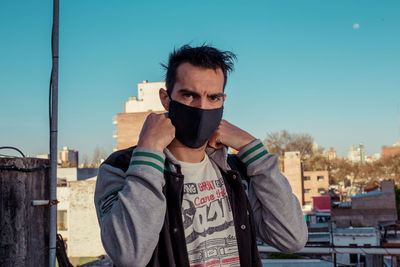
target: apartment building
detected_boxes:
[283,151,329,210]
[113,80,166,150]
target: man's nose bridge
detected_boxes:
[198,96,207,109]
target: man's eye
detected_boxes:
[209,95,221,102]
[183,93,193,99]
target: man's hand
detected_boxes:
[137,113,175,152]
[208,120,256,151]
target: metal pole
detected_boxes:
[333,252,336,267]
[49,0,59,266]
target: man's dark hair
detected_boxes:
[162,44,237,96]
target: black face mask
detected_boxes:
[168,100,223,148]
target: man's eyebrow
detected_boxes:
[177,88,201,97]
[208,92,225,97]
[177,88,224,98]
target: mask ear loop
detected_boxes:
[166,90,172,117]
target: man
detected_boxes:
[95,45,307,267]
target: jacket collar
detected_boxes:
[163,145,230,172]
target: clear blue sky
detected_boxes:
[1,0,399,161]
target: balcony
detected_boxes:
[112,115,117,125]
[112,130,118,138]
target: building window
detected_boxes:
[350,253,358,264]
[317,176,325,181]
[304,189,311,194]
[303,176,311,181]
[57,210,67,231]
[318,188,326,194]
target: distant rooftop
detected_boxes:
[334,227,379,234]
[338,201,351,208]
[350,190,384,199]
[261,259,333,267]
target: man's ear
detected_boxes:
[159,88,169,111]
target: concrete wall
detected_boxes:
[352,192,396,210]
[57,167,98,182]
[0,157,50,266]
[58,167,78,181]
[283,151,303,205]
[57,186,70,240]
[67,178,105,258]
[332,208,397,227]
[332,184,397,227]
[381,180,395,192]
[77,168,98,181]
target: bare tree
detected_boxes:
[263,130,400,191]
[263,130,318,160]
[81,154,89,168]
[92,146,101,167]
[91,146,110,167]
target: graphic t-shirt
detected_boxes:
[179,155,240,267]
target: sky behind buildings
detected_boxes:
[0,0,399,161]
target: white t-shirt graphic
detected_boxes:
[179,155,240,267]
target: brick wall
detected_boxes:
[303,170,329,204]
[382,146,400,158]
[116,111,165,150]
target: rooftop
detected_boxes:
[350,190,383,199]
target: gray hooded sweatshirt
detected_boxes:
[94,139,308,266]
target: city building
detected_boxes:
[312,141,319,156]
[331,180,397,228]
[303,171,329,208]
[347,143,365,163]
[365,153,381,163]
[59,146,79,167]
[332,227,381,266]
[327,147,337,161]
[382,141,400,159]
[113,80,166,151]
[283,151,329,210]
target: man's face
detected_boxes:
[170,62,226,109]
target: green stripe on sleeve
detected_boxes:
[132,152,165,164]
[130,160,164,173]
[245,150,269,167]
[239,142,264,160]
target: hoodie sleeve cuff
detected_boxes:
[129,147,166,174]
[237,139,269,168]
